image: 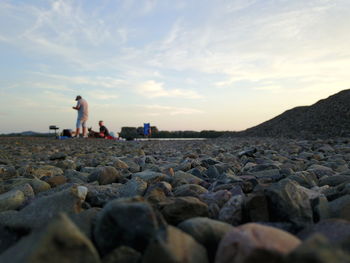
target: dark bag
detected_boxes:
[63,129,72,137]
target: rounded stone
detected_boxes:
[0,190,25,212]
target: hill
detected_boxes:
[238,89,350,138]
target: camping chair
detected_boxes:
[49,125,59,137]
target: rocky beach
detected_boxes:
[0,136,349,263]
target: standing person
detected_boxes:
[72,95,88,138]
[99,120,110,138]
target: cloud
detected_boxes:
[225,0,257,13]
[143,104,204,115]
[137,80,202,99]
[141,0,348,88]
[142,0,157,14]
[252,85,282,92]
[0,112,8,117]
[32,82,73,91]
[86,90,119,100]
[35,73,126,89]
[0,34,10,43]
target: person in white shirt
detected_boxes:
[72,95,88,138]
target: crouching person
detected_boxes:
[99,120,110,138]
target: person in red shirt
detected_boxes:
[98,120,110,138]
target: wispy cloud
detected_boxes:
[143,104,204,115]
[34,73,126,89]
[137,80,203,99]
[142,0,158,14]
[31,82,73,91]
[225,0,257,13]
[86,90,119,100]
[252,85,282,92]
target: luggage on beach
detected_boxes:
[63,129,72,137]
[144,123,151,136]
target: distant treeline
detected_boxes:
[0,132,53,137]
[120,126,237,140]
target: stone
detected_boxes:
[65,169,89,183]
[0,226,19,254]
[56,159,77,170]
[171,171,203,187]
[288,171,318,188]
[245,192,270,222]
[117,177,148,198]
[86,177,147,207]
[49,152,67,160]
[144,181,173,204]
[324,182,350,201]
[207,165,221,178]
[329,195,350,220]
[285,234,350,263]
[132,171,165,184]
[143,225,209,263]
[0,185,86,231]
[94,198,163,256]
[199,190,232,208]
[102,246,141,263]
[69,207,101,240]
[13,183,35,202]
[77,186,88,200]
[319,175,350,187]
[120,158,140,173]
[0,177,50,195]
[158,196,209,225]
[86,184,122,207]
[265,179,313,228]
[215,223,301,263]
[0,189,25,212]
[201,158,220,168]
[199,190,232,219]
[0,166,17,180]
[312,194,330,222]
[307,164,335,178]
[250,169,283,182]
[161,166,175,177]
[81,167,96,174]
[33,165,64,178]
[317,144,335,153]
[298,219,350,244]
[175,159,193,171]
[0,213,101,263]
[238,148,257,157]
[340,235,350,254]
[46,175,68,187]
[173,184,208,198]
[218,194,244,225]
[112,158,129,169]
[178,217,234,262]
[29,177,51,194]
[88,166,122,185]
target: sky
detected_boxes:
[0,0,350,134]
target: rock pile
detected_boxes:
[239,89,350,138]
[0,137,349,262]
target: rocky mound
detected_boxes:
[239,89,350,138]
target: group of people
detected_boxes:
[72,95,111,139]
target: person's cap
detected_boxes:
[75,95,82,101]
